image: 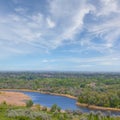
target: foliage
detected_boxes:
[41,106,47,111]
[26,100,33,108]
[50,104,61,112]
[0,103,120,120]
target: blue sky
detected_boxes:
[0,0,120,71]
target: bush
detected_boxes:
[26,100,33,108]
[2,101,7,105]
[7,109,51,120]
[41,106,47,111]
[34,104,41,110]
[50,104,61,112]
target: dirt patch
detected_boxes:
[0,91,30,106]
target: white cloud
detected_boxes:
[0,12,47,54]
[0,0,120,61]
[95,0,119,16]
[46,17,56,28]
[14,7,27,14]
[49,0,93,40]
[43,54,120,65]
[78,0,120,55]
[42,59,49,63]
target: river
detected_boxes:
[21,91,120,116]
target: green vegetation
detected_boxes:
[0,72,120,119]
[26,100,33,108]
[50,104,61,112]
[0,72,120,109]
[0,103,120,120]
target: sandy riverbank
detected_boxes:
[0,91,30,106]
[76,102,120,112]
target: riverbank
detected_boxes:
[0,88,77,100]
[1,88,120,113]
[76,102,120,112]
[0,91,30,106]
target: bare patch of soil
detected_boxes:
[0,91,30,106]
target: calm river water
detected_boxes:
[21,91,120,116]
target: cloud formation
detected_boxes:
[0,0,120,71]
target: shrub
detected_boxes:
[2,101,7,105]
[41,106,47,111]
[50,104,61,112]
[34,104,41,110]
[26,100,33,108]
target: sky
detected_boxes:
[0,0,120,72]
